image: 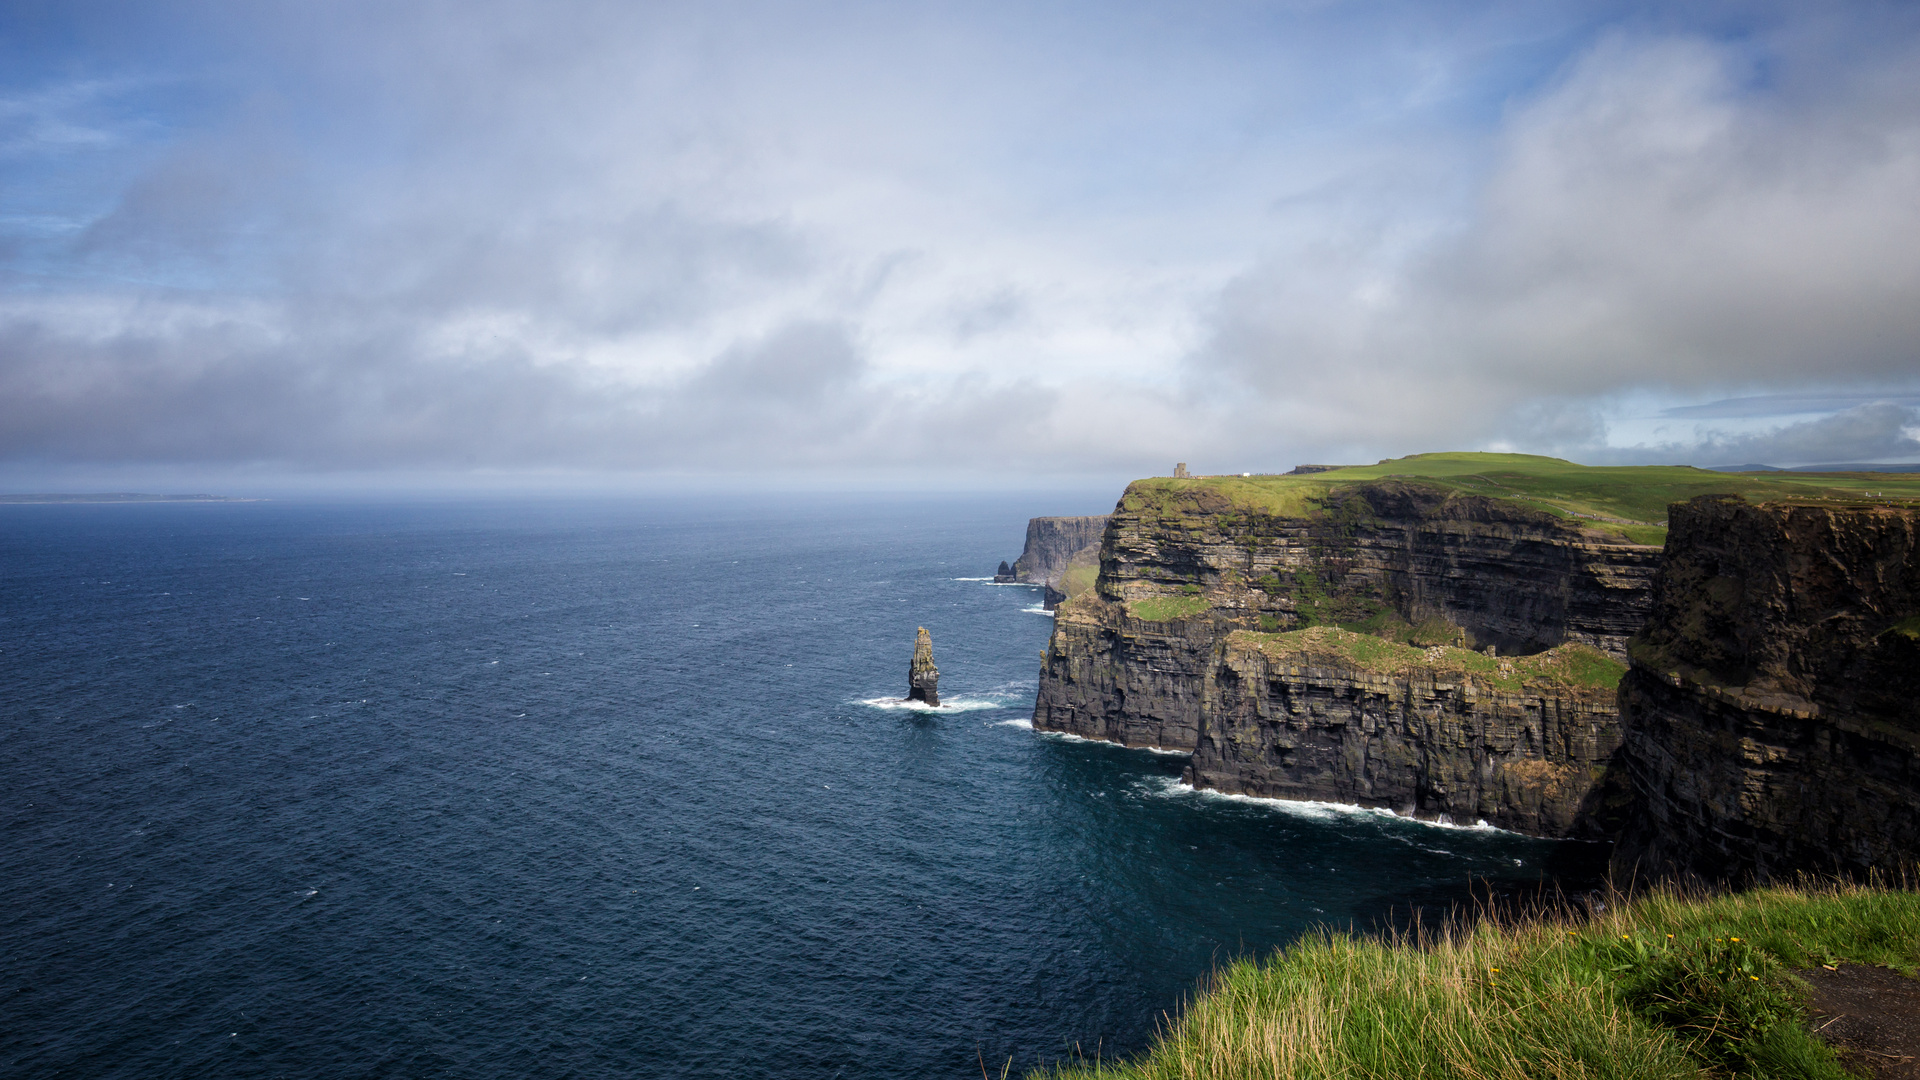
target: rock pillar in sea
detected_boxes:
[907,627,940,707]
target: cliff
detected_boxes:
[1035,475,1659,758]
[997,514,1108,608]
[1009,515,1108,585]
[1189,628,1628,837]
[1612,496,1920,881]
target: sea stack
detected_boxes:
[907,627,940,707]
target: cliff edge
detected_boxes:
[1001,515,1109,606]
[1612,495,1920,881]
[1034,456,1664,836]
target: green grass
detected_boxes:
[1059,559,1099,601]
[1234,626,1625,692]
[1033,878,1920,1080]
[1122,453,1920,546]
[1332,609,1467,648]
[1128,594,1213,622]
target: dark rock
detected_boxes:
[1611,495,1920,882]
[994,560,1016,582]
[1006,516,1109,591]
[1035,479,1659,761]
[1035,593,1218,750]
[907,627,940,707]
[1188,630,1628,837]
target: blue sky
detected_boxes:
[3,0,1918,487]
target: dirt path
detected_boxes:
[1799,966,1920,1079]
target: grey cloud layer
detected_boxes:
[3,2,1919,476]
[1594,403,1920,467]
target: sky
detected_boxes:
[2,0,1918,490]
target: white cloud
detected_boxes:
[1193,27,1920,467]
[2,4,1919,479]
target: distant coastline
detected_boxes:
[0,493,260,504]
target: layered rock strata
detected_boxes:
[1035,480,1659,758]
[1005,515,1110,606]
[1612,496,1920,881]
[908,627,940,707]
[1188,629,1628,837]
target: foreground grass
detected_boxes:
[1036,880,1920,1080]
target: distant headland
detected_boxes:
[0,493,259,504]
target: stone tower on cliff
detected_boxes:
[907,627,940,707]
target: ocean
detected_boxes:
[0,495,1603,1078]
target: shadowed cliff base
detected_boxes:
[1613,494,1920,884]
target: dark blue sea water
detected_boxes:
[1,496,1605,1078]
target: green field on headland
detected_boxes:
[1036,879,1920,1080]
[1124,453,1920,546]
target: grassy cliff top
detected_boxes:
[1121,452,1920,545]
[1036,878,1920,1080]
[1233,626,1626,692]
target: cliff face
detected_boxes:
[1095,481,1659,659]
[1008,516,1109,589]
[1033,593,1221,750]
[1612,496,1920,881]
[1189,629,1627,837]
[1035,480,1659,755]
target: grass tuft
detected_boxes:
[1235,626,1626,691]
[1034,877,1920,1080]
[1128,595,1213,622]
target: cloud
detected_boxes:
[2,3,1919,480]
[1193,24,1920,465]
[0,296,1086,472]
[1597,402,1920,467]
[1661,392,1920,420]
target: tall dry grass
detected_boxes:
[1037,876,1920,1080]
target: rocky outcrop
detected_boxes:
[1033,593,1221,750]
[1034,479,1659,757]
[908,627,940,707]
[1612,496,1920,881]
[1007,516,1109,589]
[1187,629,1629,837]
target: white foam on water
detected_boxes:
[856,695,1007,714]
[1032,729,1190,755]
[1022,605,1055,616]
[991,717,1033,728]
[951,576,996,581]
[1139,775,1518,834]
